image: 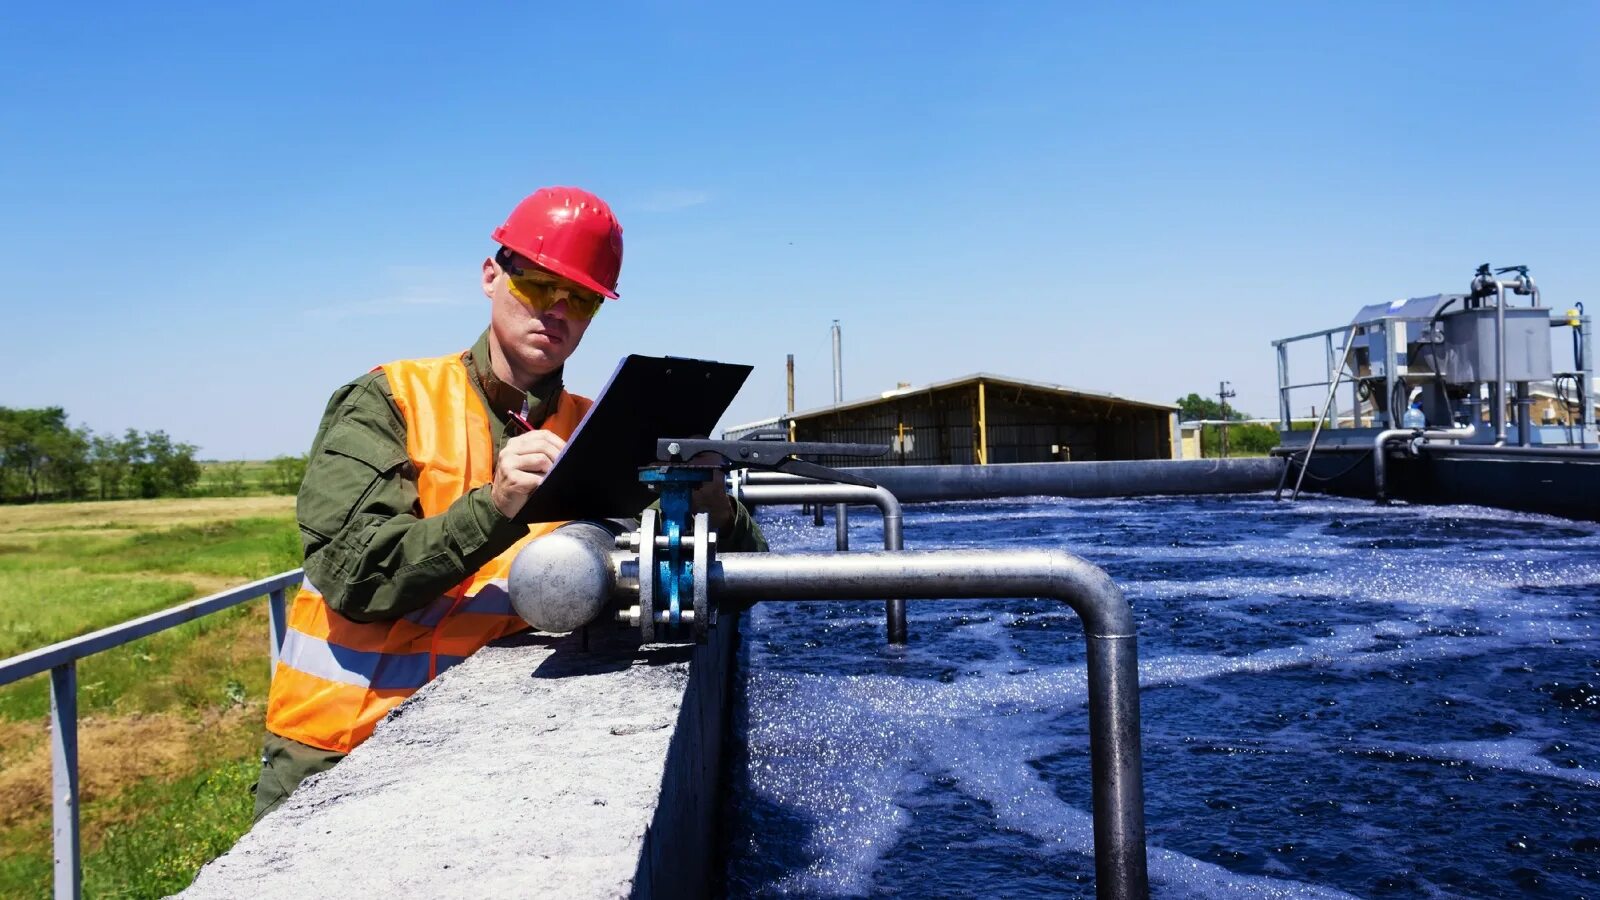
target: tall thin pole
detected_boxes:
[786,354,795,416]
[831,320,848,550]
[1217,381,1236,459]
[831,321,843,404]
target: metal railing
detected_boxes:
[1272,316,1443,432]
[1275,311,1598,446]
[0,569,303,900]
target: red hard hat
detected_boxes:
[492,187,624,299]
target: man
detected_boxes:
[254,186,766,819]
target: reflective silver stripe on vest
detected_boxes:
[277,627,466,691]
[402,580,517,626]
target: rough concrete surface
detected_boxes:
[181,617,739,900]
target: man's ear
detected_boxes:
[481,257,498,300]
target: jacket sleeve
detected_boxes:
[295,374,529,622]
[720,499,769,552]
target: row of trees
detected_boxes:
[206,455,309,496]
[0,406,204,503]
[1174,392,1279,456]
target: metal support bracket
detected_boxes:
[657,437,889,486]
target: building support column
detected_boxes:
[977,379,989,465]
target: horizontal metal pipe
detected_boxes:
[811,459,1282,504]
[713,549,1133,637]
[741,471,833,485]
[1423,443,1600,461]
[1418,424,1478,445]
[509,522,622,633]
[737,483,903,543]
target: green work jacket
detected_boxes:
[297,330,767,623]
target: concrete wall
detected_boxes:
[183,615,741,900]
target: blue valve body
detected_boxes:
[638,467,713,628]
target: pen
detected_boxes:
[509,399,533,434]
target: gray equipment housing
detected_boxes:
[1350,294,1454,381]
[1351,294,1553,386]
[1438,307,1554,384]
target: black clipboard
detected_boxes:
[517,354,753,523]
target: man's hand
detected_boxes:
[688,451,735,534]
[492,430,567,519]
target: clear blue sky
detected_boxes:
[2,2,1596,457]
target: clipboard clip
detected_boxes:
[654,438,889,488]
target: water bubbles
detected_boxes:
[725,494,1600,897]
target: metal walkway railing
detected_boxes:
[0,568,303,900]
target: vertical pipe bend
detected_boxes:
[734,480,907,643]
[1372,423,1477,503]
[711,549,1146,898]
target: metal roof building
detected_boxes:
[725,373,1179,467]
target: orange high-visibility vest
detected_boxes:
[266,353,592,753]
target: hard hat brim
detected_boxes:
[492,229,620,300]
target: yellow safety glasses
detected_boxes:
[504,269,604,321]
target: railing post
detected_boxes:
[1323,333,1336,428]
[268,588,288,672]
[1350,340,1363,428]
[1381,319,1398,429]
[1276,341,1291,430]
[50,662,80,900]
[1580,314,1596,447]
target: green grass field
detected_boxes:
[0,495,298,898]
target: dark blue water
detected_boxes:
[723,495,1600,898]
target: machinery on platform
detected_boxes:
[1272,264,1600,517]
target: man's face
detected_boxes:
[482,251,601,383]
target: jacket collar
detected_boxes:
[463,330,564,427]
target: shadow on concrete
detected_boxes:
[497,629,698,678]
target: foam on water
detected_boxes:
[724,494,1600,897]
